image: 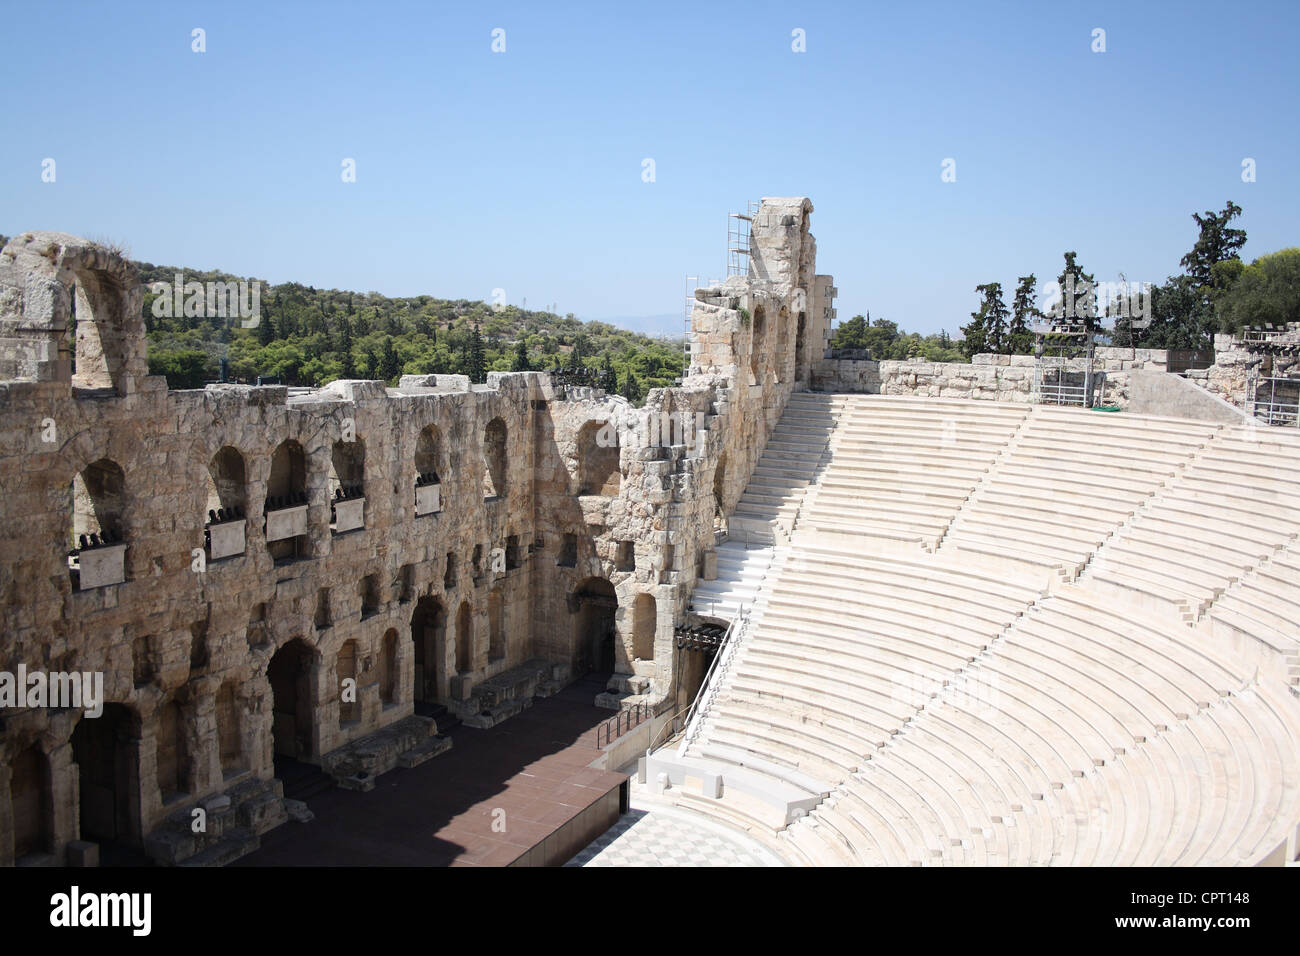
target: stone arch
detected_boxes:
[455,600,474,674]
[411,597,446,704]
[572,577,617,675]
[267,638,315,760]
[267,439,308,562]
[9,744,52,860]
[69,457,127,589]
[268,439,307,504]
[415,423,444,481]
[205,445,247,515]
[633,592,656,662]
[0,233,145,393]
[71,703,142,846]
[482,417,508,499]
[71,457,125,545]
[329,436,366,498]
[577,420,620,496]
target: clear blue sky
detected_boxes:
[2,0,1297,337]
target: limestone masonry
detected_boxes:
[1,197,1295,867]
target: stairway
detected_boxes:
[727,393,843,544]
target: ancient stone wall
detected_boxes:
[813,347,1174,408]
[0,197,820,865]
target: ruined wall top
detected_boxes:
[0,232,147,395]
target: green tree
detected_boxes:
[1215,247,1300,335]
[1007,275,1039,354]
[378,336,401,382]
[1054,252,1098,332]
[467,323,486,383]
[962,283,1008,357]
[1180,201,1247,292]
[511,338,531,372]
[148,349,211,389]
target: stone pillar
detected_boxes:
[191,681,221,795]
[47,742,78,860]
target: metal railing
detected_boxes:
[678,606,751,755]
[1249,377,1300,427]
[596,701,651,749]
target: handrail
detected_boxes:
[677,606,751,756]
[595,701,650,748]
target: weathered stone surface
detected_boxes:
[0,197,827,866]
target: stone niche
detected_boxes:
[78,542,126,588]
[415,483,441,516]
[332,497,366,533]
[265,503,309,542]
[207,521,246,560]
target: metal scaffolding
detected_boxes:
[727,201,758,278]
[1033,325,1100,407]
[1248,373,1300,427]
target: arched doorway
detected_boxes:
[573,578,617,676]
[267,639,314,760]
[9,745,51,860]
[71,703,140,851]
[411,597,445,709]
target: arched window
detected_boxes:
[70,458,126,589]
[266,440,308,562]
[205,446,247,560]
[329,437,366,533]
[415,424,443,515]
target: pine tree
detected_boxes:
[961,284,992,357]
[982,282,1009,354]
[601,353,616,391]
[378,336,401,383]
[257,306,276,345]
[1008,274,1040,354]
[1055,252,1098,332]
[337,316,356,378]
[468,323,486,383]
